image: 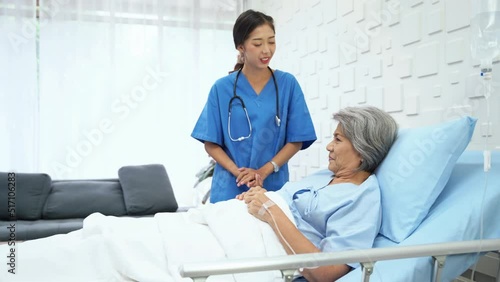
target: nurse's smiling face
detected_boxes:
[326,124,363,176]
[238,24,276,70]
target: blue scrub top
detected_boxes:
[191,69,317,203]
[277,170,382,269]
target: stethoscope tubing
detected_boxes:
[228,66,280,142]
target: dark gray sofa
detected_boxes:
[0,164,178,241]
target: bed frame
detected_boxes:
[179,238,500,282]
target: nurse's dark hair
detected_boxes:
[333,106,398,173]
[231,9,275,72]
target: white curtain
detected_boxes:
[1,0,38,172]
[1,0,243,205]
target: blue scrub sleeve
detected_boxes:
[191,84,224,146]
[284,76,316,150]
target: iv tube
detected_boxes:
[468,1,499,279]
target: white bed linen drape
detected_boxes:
[1,0,243,205]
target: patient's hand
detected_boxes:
[246,193,272,222]
[236,174,266,200]
[242,186,267,203]
[235,185,267,201]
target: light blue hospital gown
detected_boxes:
[277,169,382,271]
[192,69,317,203]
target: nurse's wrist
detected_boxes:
[264,162,275,176]
[230,166,240,177]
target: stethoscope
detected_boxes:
[228,66,280,142]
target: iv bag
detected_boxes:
[470,0,500,69]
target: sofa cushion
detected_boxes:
[0,219,84,241]
[375,116,476,243]
[0,172,52,220]
[118,164,178,215]
[43,179,127,219]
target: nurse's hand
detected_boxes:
[236,167,260,187]
[235,178,266,200]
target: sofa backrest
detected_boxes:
[1,164,178,221]
[0,172,52,220]
[43,179,127,219]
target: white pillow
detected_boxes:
[375,116,477,243]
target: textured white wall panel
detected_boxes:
[321,121,330,140]
[446,38,465,64]
[357,85,367,104]
[415,42,439,77]
[308,29,319,54]
[466,73,485,98]
[384,83,403,112]
[404,91,420,115]
[339,33,358,64]
[371,58,383,78]
[385,38,392,50]
[385,0,401,27]
[306,75,319,99]
[338,0,354,16]
[318,28,328,53]
[326,36,340,68]
[385,53,394,67]
[354,0,365,23]
[310,6,323,27]
[444,0,470,33]
[281,2,295,22]
[365,0,383,29]
[341,67,355,93]
[410,0,424,8]
[427,9,443,35]
[366,87,384,109]
[330,70,339,87]
[309,147,321,168]
[299,34,309,57]
[449,70,461,85]
[305,56,317,76]
[398,57,413,78]
[401,11,422,46]
[310,0,321,8]
[433,85,442,98]
[323,0,337,23]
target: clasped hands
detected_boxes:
[236,177,272,222]
[236,167,269,188]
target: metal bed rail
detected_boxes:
[179,238,500,282]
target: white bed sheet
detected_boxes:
[0,192,291,282]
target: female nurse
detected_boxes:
[191,9,316,203]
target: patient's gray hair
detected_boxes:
[333,106,398,173]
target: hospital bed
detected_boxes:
[1,117,498,282]
[180,150,500,282]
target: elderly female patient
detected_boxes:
[237,106,398,282]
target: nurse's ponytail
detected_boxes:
[230,52,244,73]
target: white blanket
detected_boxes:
[0,192,293,282]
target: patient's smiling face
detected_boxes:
[326,124,363,176]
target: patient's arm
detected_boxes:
[247,194,350,282]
